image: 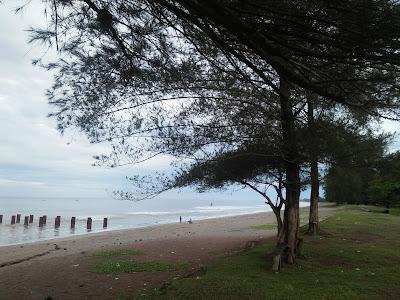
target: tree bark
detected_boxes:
[308,161,319,235]
[307,94,319,235]
[273,208,284,243]
[308,159,319,234]
[279,74,301,264]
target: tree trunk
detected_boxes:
[273,208,284,243]
[307,94,320,235]
[279,74,301,264]
[278,206,287,245]
[308,160,319,235]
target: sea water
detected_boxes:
[0,196,305,246]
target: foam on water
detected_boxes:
[0,197,309,246]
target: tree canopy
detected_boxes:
[324,130,392,204]
[22,0,400,264]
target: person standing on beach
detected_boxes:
[179,216,182,224]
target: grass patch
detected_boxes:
[250,223,277,230]
[389,207,400,216]
[94,248,143,258]
[134,205,400,299]
[95,261,180,273]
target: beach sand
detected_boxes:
[0,204,336,300]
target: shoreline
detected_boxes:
[0,203,335,266]
[0,211,276,266]
[0,202,312,248]
[0,209,274,248]
[0,204,338,300]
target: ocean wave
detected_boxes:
[193,205,266,211]
[75,215,116,221]
[126,210,194,216]
[125,205,268,216]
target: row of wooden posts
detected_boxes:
[0,214,108,230]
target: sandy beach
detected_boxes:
[0,205,336,300]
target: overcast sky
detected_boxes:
[0,1,250,202]
[0,2,399,201]
[0,2,162,198]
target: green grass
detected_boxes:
[390,207,400,216]
[250,223,277,230]
[95,261,180,273]
[94,248,143,258]
[131,206,400,300]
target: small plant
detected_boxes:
[94,248,143,258]
[250,223,277,230]
[95,261,179,273]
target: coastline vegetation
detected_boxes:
[27,0,400,266]
[125,206,400,299]
[9,2,400,298]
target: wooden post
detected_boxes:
[16,214,21,223]
[29,215,34,223]
[70,217,76,229]
[24,216,29,226]
[103,218,108,228]
[39,216,44,227]
[0,215,3,224]
[87,217,92,230]
[55,216,61,228]
[42,216,47,225]
[11,215,16,225]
